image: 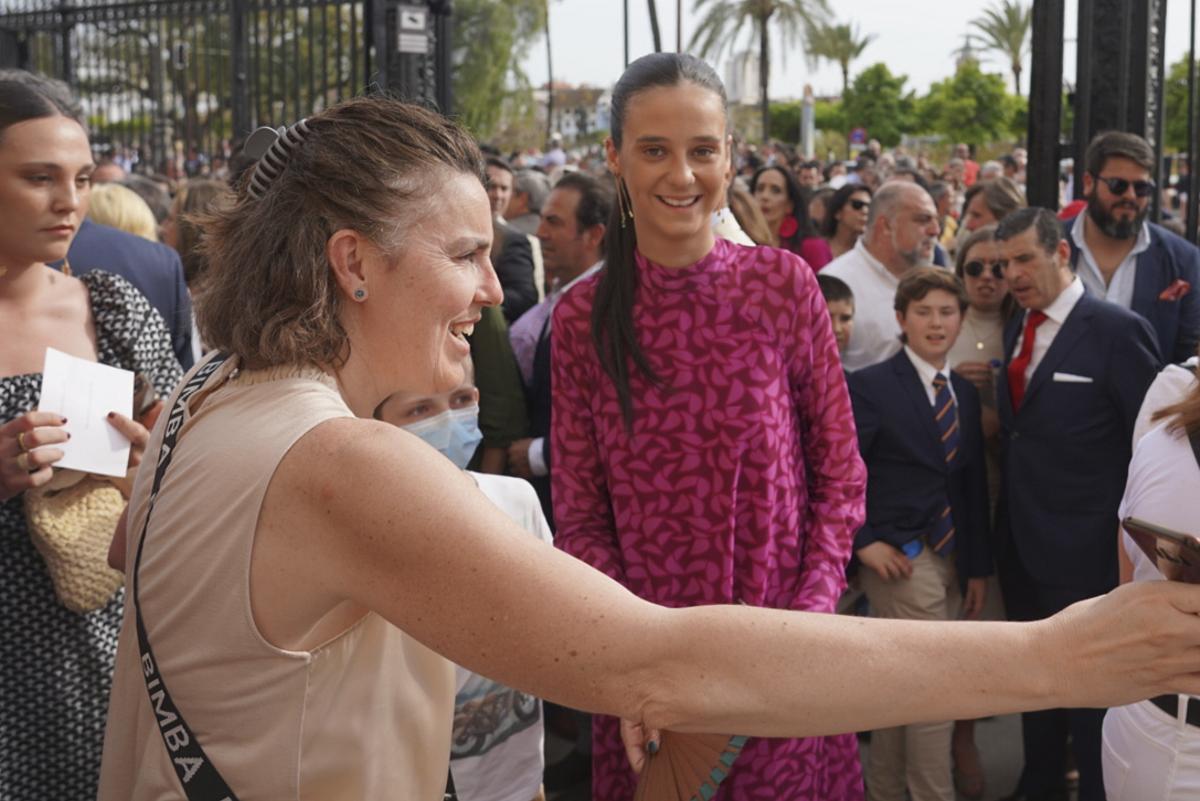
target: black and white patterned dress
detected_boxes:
[0,271,182,801]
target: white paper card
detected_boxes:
[37,348,133,477]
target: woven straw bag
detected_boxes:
[24,469,125,613]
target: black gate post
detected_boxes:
[432,0,453,114]
[369,0,389,92]
[58,0,73,84]
[1027,0,1065,210]
[1073,0,1167,213]
[1129,0,1168,220]
[230,0,251,137]
[0,31,19,69]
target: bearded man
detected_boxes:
[1066,131,1200,362]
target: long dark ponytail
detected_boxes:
[591,52,727,429]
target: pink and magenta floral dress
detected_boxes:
[550,237,868,800]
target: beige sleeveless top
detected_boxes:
[98,359,455,801]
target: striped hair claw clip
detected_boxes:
[244,118,311,200]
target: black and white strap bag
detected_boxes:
[131,351,239,801]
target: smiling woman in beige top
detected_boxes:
[98,83,1200,800]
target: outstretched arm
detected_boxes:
[256,418,1200,740]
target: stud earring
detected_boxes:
[354,288,367,301]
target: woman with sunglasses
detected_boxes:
[749,164,832,269]
[944,224,1016,800]
[822,184,873,260]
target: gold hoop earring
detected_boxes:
[617,178,635,228]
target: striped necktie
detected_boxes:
[929,372,959,556]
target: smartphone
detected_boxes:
[1121,517,1200,583]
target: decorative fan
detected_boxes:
[632,732,749,801]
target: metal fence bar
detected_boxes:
[1,0,381,166]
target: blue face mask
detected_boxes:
[402,405,482,469]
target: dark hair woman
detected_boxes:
[749,164,833,269]
[0,69,180,798]
[553,52,866,800]
[822,183,873,260]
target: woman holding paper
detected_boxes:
[0,70,181,800]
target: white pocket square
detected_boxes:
[1052,372,1094,383]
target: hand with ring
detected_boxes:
[0,411,69,503]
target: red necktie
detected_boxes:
[1007,310,1048,411]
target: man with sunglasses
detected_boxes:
[1067,131,1200,363]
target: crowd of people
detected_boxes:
[7,50,1200,801]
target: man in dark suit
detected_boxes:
[506,172,610,526]
[849,268,991,801]
[1065,131,1200,363]
[994,208,1161,801]
[64,218,194,369]
[485,157,539,323]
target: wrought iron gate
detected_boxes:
[0,0,449,175]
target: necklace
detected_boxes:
[961,311,1000,353]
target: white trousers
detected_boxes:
[1102,697,1200,801]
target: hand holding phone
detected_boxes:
[1122,517,1200,584]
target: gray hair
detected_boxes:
[867,181,923,230]
[514,169,551,213]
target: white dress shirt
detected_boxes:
[1012,277,1085,384]
[1071,213,1151,310]
[824,240,904,371]
[903,345,956,405]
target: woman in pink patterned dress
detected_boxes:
[551,53,868,800]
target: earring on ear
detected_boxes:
[617,178,635,228]
[354,288,367,301]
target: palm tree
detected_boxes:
[969,0,1031,97]
[689,0,831,143]
[805,21,874,97]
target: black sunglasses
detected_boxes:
[1095,175,1156,198]
[848,199,871,211]
[964,260,1005,280]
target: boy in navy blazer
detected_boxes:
[848,268,991,801]
[994,207,1160,801]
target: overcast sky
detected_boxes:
[522,1,1197,99]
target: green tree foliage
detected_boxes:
[805,21,874,96]
[969,0,1031,97]
[840,63,915,147]
[452,0,547,141]
[1164,57,1199,152]
[917,61,1013,145]
[689,0,831,143]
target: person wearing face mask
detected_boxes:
[376,359,550,801]
[824,182,944,372]
[1065,131,1200,364]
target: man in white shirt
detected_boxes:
[824,182,943,371]
[992,207,1160,801]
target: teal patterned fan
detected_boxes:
[633,732,748,801]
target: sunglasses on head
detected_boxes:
[963,260,1005,280]
[1096,175,1156,198]
[848,199,870,211]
